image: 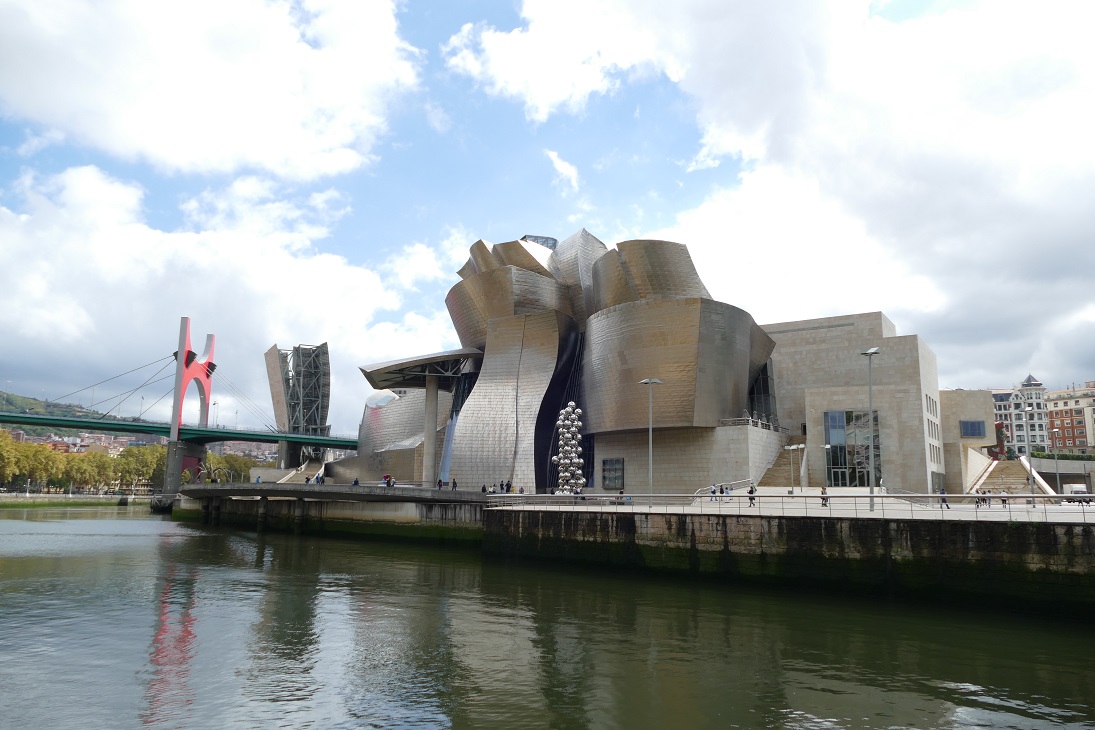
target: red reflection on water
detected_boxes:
[140,565,198,726]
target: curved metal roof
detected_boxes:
[359,347,482,391]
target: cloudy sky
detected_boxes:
[1,0,1093,434]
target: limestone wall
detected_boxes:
[591,423,784,493]
[179,496,483,543]
[484,509,1095,607]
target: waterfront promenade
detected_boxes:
[486,487,1095,524]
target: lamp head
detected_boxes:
[639,378,663,385]
[861,347,881,356]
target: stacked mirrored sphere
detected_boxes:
[550,401,585,493]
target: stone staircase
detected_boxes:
[276,459,324,484]
[758,436,805,487]
[976,459,1034,495]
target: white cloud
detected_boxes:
[545,149,579,193]
[443,1,680,122]
[443,0,1095,389]
[0,165,459,432]
[425,101,452,134]
[0,0,421,180]
[14,128,65,156]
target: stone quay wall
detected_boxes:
[175,495,483,544]
[483,509,1095,608]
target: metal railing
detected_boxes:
[485,491,1095,524]
[716,417,790,434]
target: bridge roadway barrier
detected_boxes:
[176,482,486,543]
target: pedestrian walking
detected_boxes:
[939,486,950,509]
[451,478,458,491]
[748,485,756,506]
[821,485,829,507]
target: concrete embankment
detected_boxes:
[483,509,1095,609]
[0,494,147,508]
[175,496,483,544]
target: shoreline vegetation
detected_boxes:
[0,495,150,509]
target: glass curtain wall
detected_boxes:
[823,410,880,488]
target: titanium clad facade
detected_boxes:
[546,229,609,326]
[449,311,577,490]
[357,389,452,481]
[583,298,774,433]
[613,239,711,301]
[446,267,573,350]
[591,249,640,312]
[357,232,793,493]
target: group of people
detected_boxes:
[705,484,757,506]
[483,480,520,494]
[437,478,458,491]
[304,475,324,484]
[974,489,1007,508]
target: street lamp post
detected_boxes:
[640,378,662,506]
[861,347,881,511]
[784,443,805,492]
[212,401,218,429]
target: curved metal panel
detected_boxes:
[457,258,477,280]
[493,239,555,279]
[449,311,573,491]
[469,239,501,274]
[356,389,452,480]
[615,239,712,300]
[445,267,573,349]
[546,228,609,325]
[591,248,639,313]
[581,298,773,433]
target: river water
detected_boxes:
[0,507,1092,730]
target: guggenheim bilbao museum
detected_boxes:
[340,230,994,495]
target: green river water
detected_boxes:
[0,507,1092,729]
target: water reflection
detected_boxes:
[0,509,1092,729]
[140,562,198,727]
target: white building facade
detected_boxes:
[991,375,1049,457]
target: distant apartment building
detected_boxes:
[1045,381,1095,455]
[991,374,1049,456]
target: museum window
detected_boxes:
[602,458,624,491]
[823,409,880,489]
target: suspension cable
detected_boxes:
[52,354,175,403]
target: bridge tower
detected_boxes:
[156,317,216,512]
[264,343,331,470]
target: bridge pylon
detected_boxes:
[156,317,216,513]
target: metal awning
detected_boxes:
[359,347,482,391]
